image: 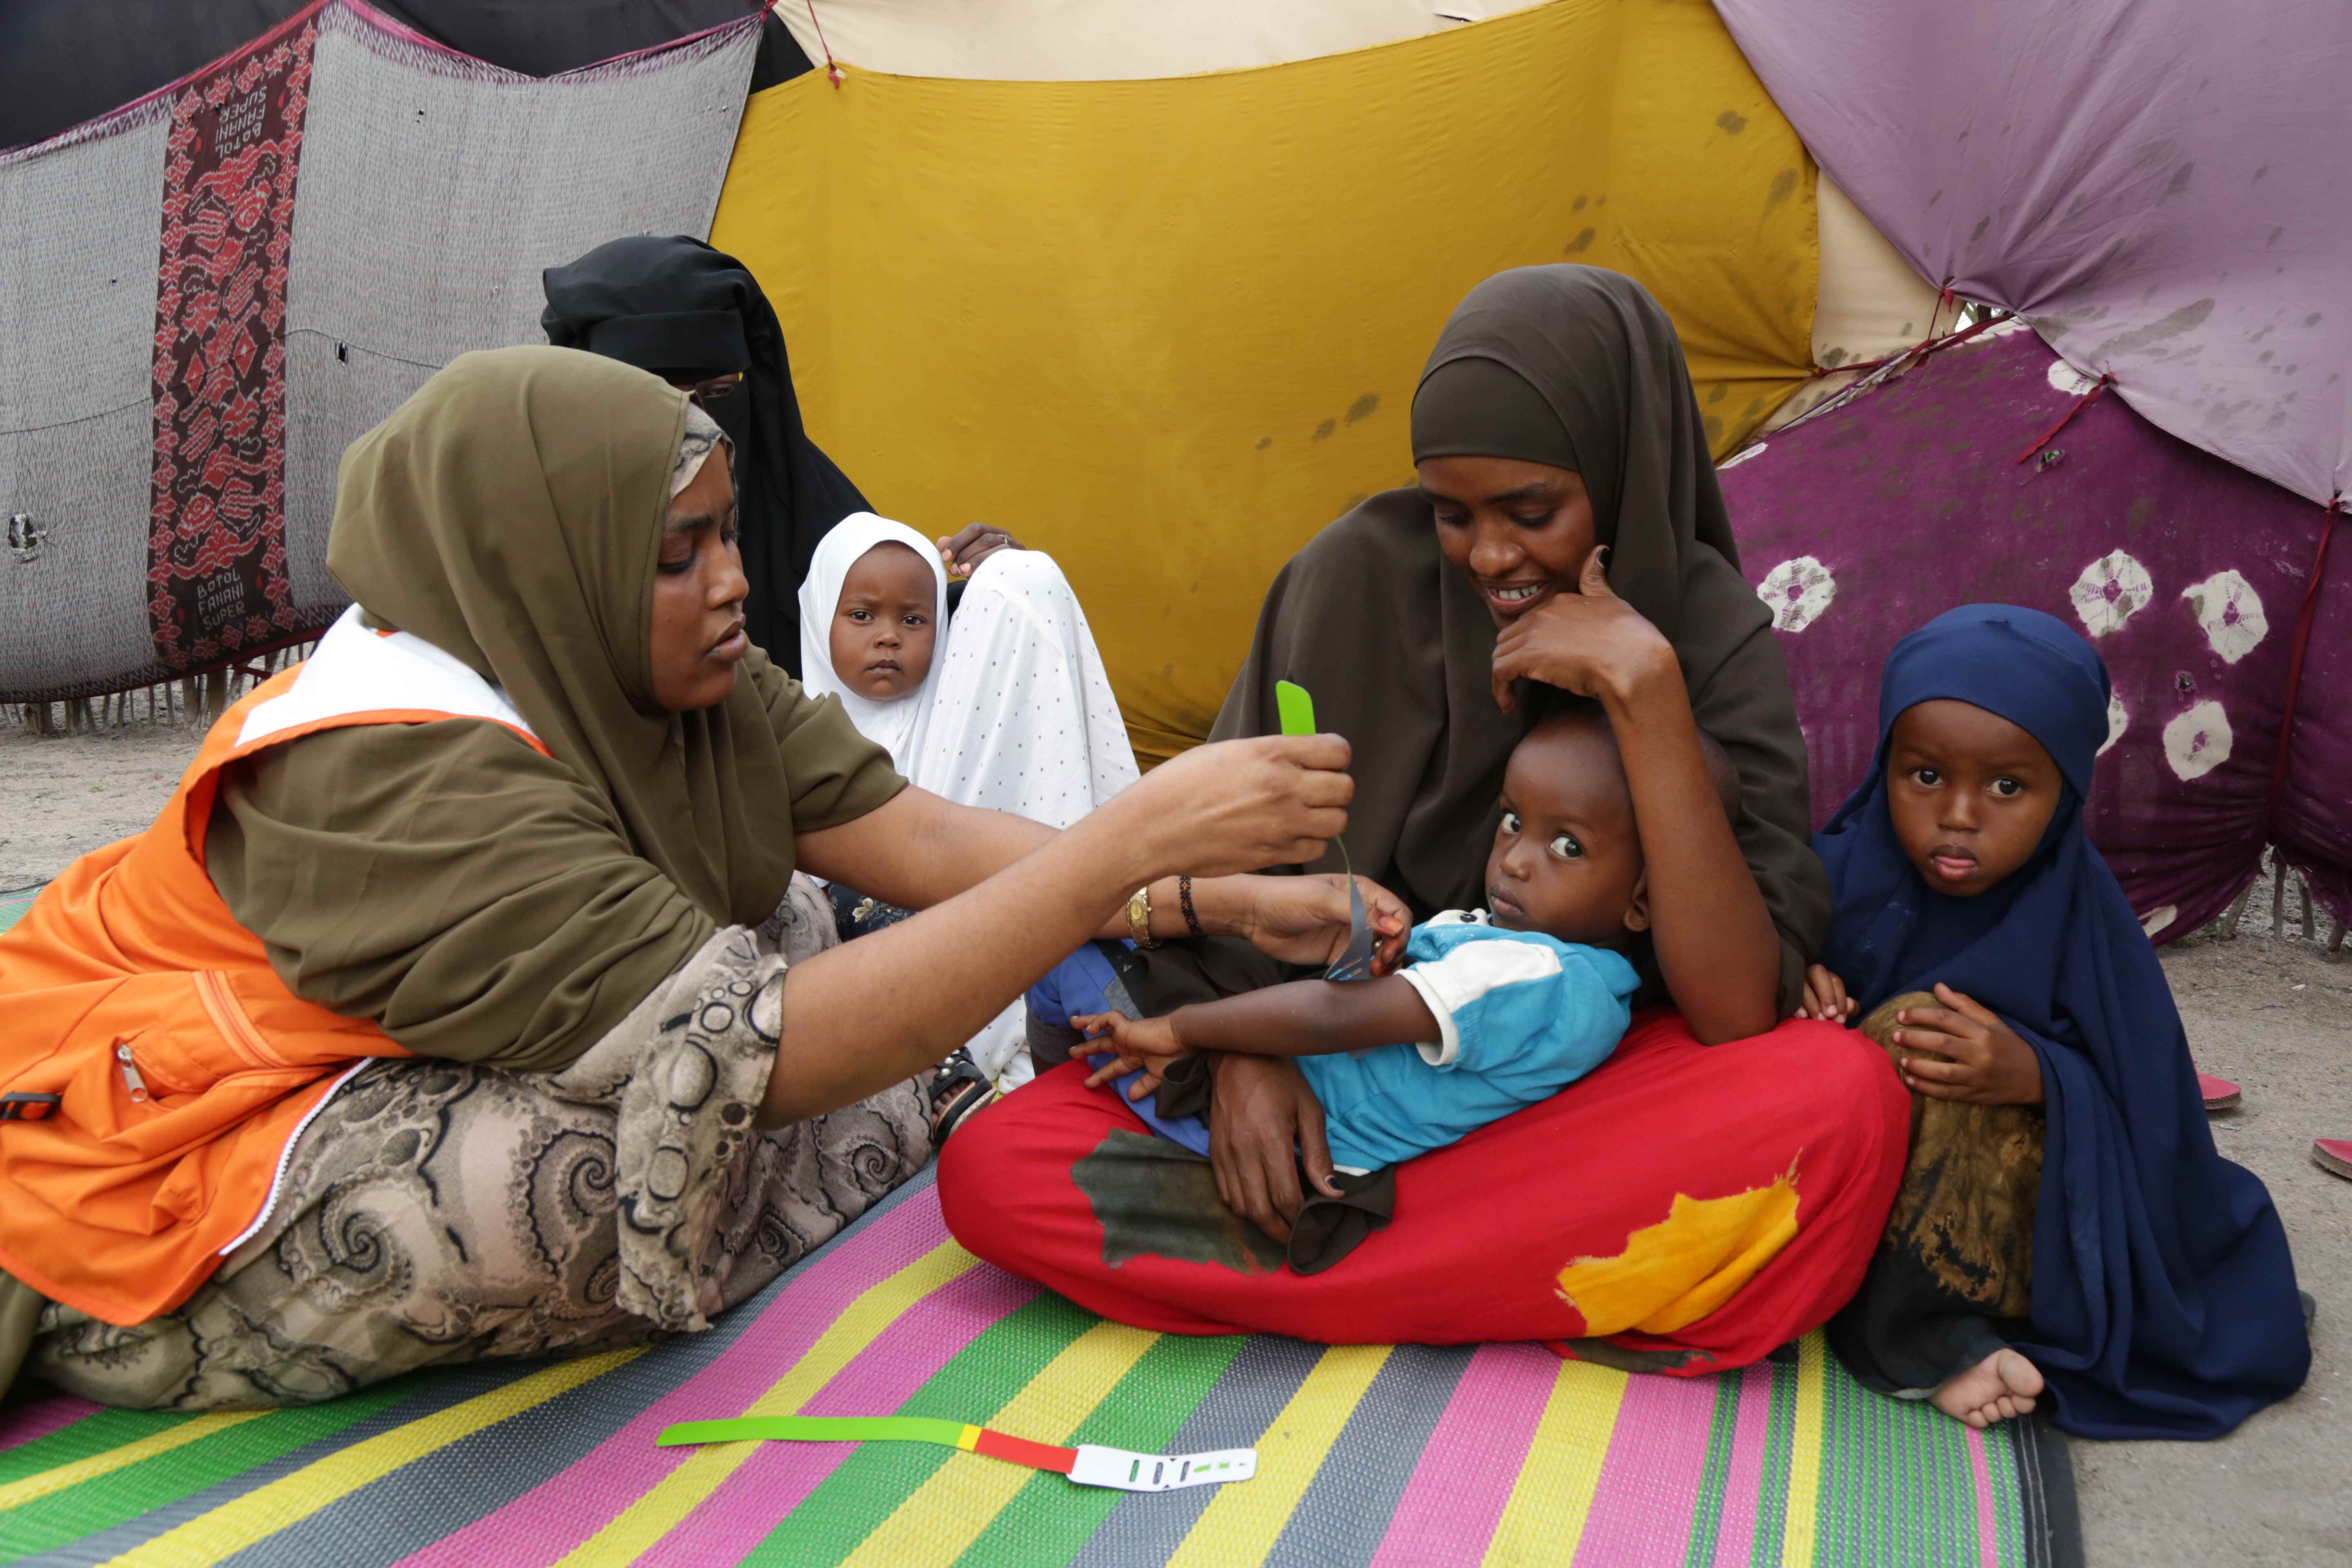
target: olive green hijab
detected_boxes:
[325,345,800,926]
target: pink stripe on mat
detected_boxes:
[1365,1343,1557,1568]
[1571,1367,1719,1567]
[1965,1424,1999,1568]
[643,1263,1039,1563]
[393,1192,952,1568]
[0,1395,100,1453]
[1707,1362,1777,1566]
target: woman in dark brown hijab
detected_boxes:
[941,274,1896,1368]
[1114,266,1829,1236]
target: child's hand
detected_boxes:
[936,523,1024,577]
[1074,1011,1189,1100]
[1892,984,2045,1105]
[1797,964,1856,1023]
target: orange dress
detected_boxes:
[0,620,547,1325]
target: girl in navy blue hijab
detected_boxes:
[1808,604,2307,1439]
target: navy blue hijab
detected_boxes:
[1816,605,2307,1439]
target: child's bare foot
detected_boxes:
[1930,1348,2044,1428]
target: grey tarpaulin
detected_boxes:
[0,105,174,701]
[0,1,758,702]
[280,6,759,619]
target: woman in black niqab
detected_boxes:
[543,234,868,672]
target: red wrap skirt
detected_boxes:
[939,1011,1907,1373]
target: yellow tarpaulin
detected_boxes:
[713,0,1816,762]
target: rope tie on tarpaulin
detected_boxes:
[1809,275,1966,380]
[1775,311,2010,441]
[2267,493,2344,832]
[2014,372,2113,464]
[784,0,845,86]
[1811,309,2007,380]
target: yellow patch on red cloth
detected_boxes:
[1555,1166,1801,1335]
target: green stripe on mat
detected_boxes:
[1823,1353,1904,1566]
[742,1292,1102,1566]
[0,1408,200,1486]
[0,885,41,937]
[1817,1346,2002,1567]
[952,1332,1245,1568]
[0,1381,414,1563]
[1749,1356,1799,1568]
[1683,1369,1746,1568]
[1988,1424,2027,1565]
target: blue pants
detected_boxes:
[1025,942,1211,1157]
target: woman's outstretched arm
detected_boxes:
[766,735,1360,1125]
[798,790,1177,942]
[799,783,1410,958]
[1490,549,1780,1043]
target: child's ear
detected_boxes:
[1621,870,1652,935]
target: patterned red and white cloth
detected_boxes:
[148,8,318,668]
[0,0,759,702]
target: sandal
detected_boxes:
[927,1048,995,1143]
[2196,1072,2241,1111]
[2314,1138,2352,1180]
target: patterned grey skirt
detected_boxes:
[26,877,932,1411]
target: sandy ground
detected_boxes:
[0,715,214,889]
[1,713,2345,1565]
[2078,903,2351,1568]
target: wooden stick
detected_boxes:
[2219,885,2253,940]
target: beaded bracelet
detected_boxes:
[1178,875,1205,940]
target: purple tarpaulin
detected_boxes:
[1720,321,2348,938]
[1713,0,2350,510]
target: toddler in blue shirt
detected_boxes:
[1076,704,1741,1206]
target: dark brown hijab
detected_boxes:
[1180,266,1827,1008]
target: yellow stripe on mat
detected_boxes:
[1777,1333,1828,1568]
[1167,1344,1392,1567]
[841,1319,1162,1566]
[0,1411,271,1510]
[1481,1357,1629,1565]
[549,1238,980,1567]
[100,1349,639,1568]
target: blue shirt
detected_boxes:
[1296,911,1641,1173]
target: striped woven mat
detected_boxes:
[0,1164,2073,1568]
[0,887,37,937]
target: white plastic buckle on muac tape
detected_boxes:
[1067,1444,1258,1492]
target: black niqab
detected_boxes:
[542,235,868,670]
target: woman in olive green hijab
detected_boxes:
[10,346,1396,1409]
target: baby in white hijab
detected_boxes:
[797,514,1140,1084]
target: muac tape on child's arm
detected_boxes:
[655,1415,1256,1492]
[1278,679,1379,983]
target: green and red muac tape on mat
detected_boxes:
[658,1414,1257,1493]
